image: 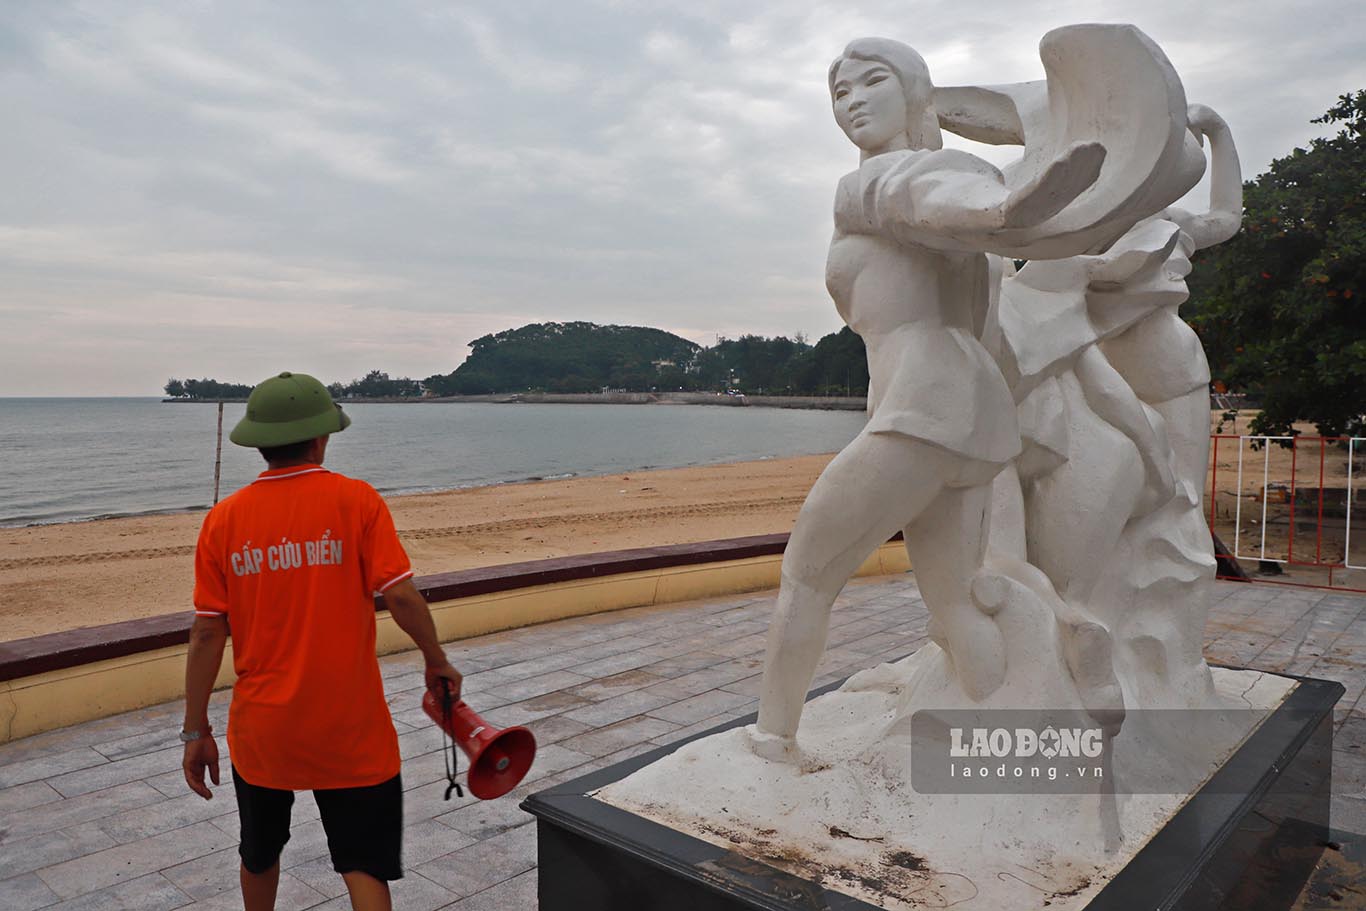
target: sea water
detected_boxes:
[0,398,866,526]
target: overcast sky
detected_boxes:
[3,0,1363,396]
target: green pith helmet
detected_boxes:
[229,371,351,448]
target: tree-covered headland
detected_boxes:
[167,322,871,399]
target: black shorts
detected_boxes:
[231,764,403,881]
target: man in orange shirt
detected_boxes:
[181,372,462,911]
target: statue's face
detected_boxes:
[832,58,908,154]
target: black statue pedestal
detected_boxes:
[523,672,1342,911]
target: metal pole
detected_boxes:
[213,402,224,505]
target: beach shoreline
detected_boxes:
[0,453,836,643]
[161,391,869,409]
[1,411,1348,643]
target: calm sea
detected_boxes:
[0,398,866,527]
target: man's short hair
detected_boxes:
[258,439,316,464]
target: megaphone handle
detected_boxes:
[438,679,464,800]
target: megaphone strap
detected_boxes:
[439,681,464,800]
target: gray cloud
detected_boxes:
[2,0,1363,394]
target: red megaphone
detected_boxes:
[422,688,537,800]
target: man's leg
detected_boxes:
[315,772,403,911]
[231,765,295,911]
[241,861,281,911]
[341,871,392,911]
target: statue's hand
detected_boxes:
[1000,141,1106,229]
[1186,103,1227,141]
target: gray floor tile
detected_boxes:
[647,688,752,726]
[562,689,675,727]
[92,729,185,763]
[310,871,456,911]
[442,868,537,909]
[0,822,116,880]
[0,573,1358,911]
[563,668,667,703]
[0,780,63,816]
[520,713,593,745]
[46,746,185,799]
[433,792,536,841]
[560,715,679,758]
[0,748,109,789]
[0,781,165,846]
[0,872,61,911]
[282,856,348,900]
[187,872,325,910]
[401,820,479,867]
[98,788,239,844]
[412,823,536,898]
[37,820,234,899]
[164,840,240,901]
[480,670,591,703]
[35,872,192,911]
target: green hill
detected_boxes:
[167,322,871,398]
[423,322,702,395]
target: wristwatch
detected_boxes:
[179,728,211,743]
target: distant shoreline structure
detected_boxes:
[162,391,870,411]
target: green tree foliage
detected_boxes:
[690,334,812,392]
[335,370,422,398]
[790,327,869,396]
[423,322,701,395]
[1188,90,1366,436]
[166,378,252,399]
[168,323,875,399]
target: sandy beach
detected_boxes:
[0,454,833,642]
[3,411,1355,643]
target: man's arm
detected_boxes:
[383,579,463,699]
[182,614,227,799]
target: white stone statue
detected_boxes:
[600,26,1281,910]
[745,37,1110,762]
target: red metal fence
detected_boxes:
[1208,434,1366,592]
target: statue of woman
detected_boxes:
[1101,103,1243,499]
[748,38,1106,760]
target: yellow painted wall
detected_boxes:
[0,542,910,744]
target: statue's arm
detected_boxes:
[861,144,1105,250]
[1073,346,1176,504]
[1169,104,1243,250]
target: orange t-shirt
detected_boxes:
[193,465,412,790]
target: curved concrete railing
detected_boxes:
[0,534,910,744]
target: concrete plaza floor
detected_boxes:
[1,574,1363,910]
